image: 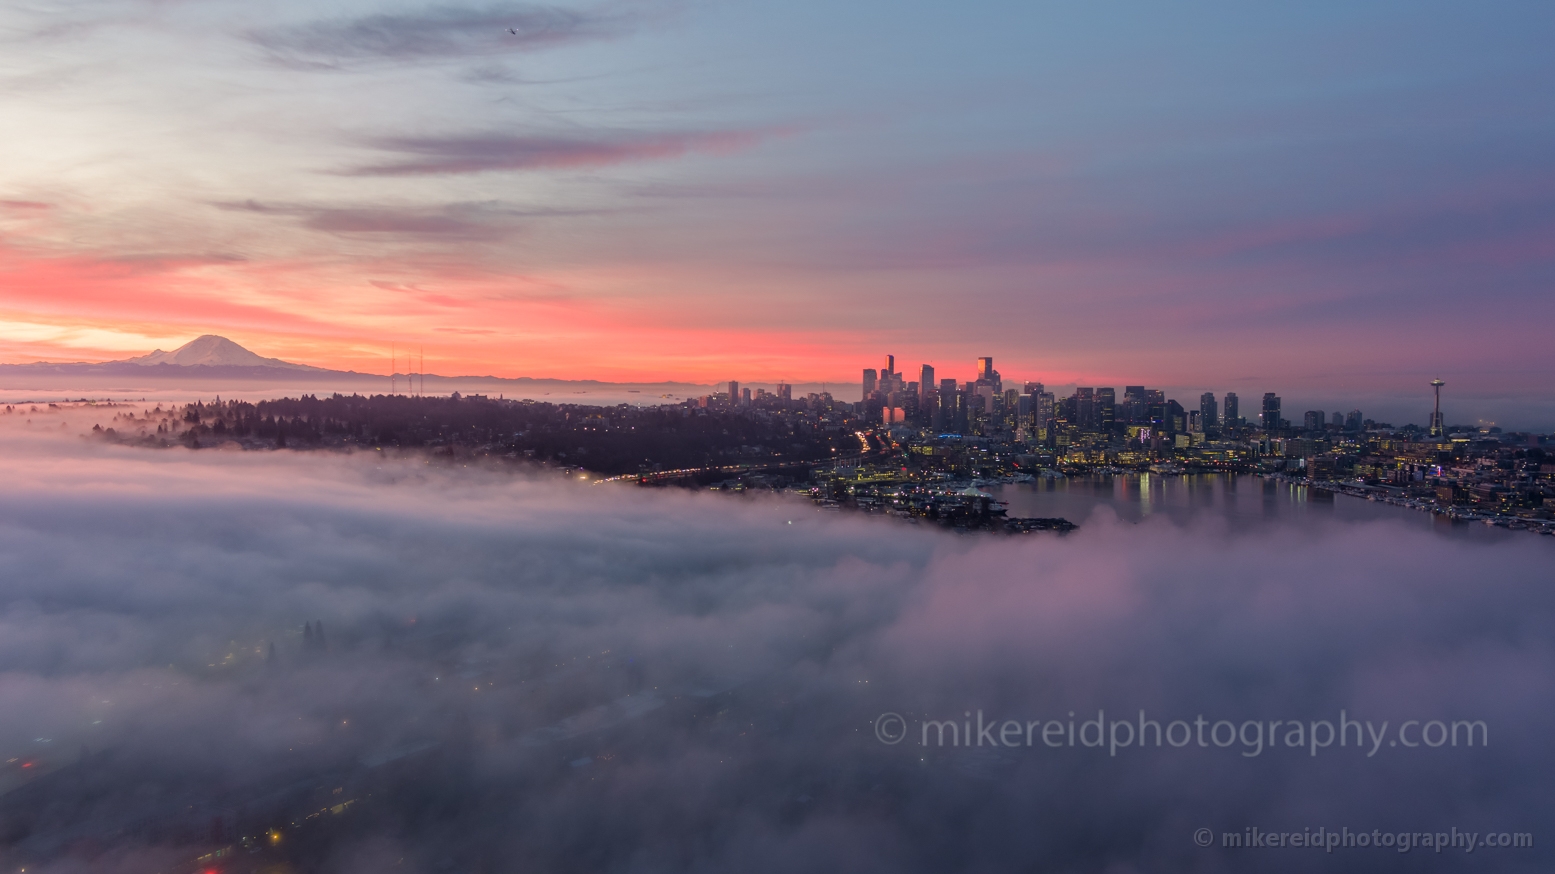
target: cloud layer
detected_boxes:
[0,411,1550,871]
[346,130,767,176]
[249,3,628,66]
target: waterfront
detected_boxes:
[990,474,1531,543]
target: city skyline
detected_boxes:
[4,333,1498,429]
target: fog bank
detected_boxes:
[0,418,1550,872]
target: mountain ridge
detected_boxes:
[116,335,325,371]
[0,335,722,391]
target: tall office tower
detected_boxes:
[862,369,877,398]
[728,380,740,405]
[1073,387,1095,429]
[1024,381,1045,396]
[1199,392,1218,433]
[940,378,960,431]
[964,381,983,432]
[1037,392,1055,429]
[973,384,996,414]
[1097,387,1116,429]
[1166,399,1186,433]
[919,364,935,399]
[1146,389,1165,428]
[742,388,752,406]
[1123,386,1146,424]
[977,357,995,382]
[1345,409,1363,432]
[1224,393,1239,428]
[1330,411,1343,427]
[1304,410,1324,431]
[1262,393,1282,431]
[1429,379,1445,437]
[1188,410,1202,433]
[883,355,896,376]
[1057,394,1075,424]
[776,382,792,401]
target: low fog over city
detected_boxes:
[0,410,1548,872]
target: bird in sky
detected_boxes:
[508,28,519,35]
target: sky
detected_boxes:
[1,1,1553,401]
[0,412,1551,870]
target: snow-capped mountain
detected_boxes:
[117,335,323,371]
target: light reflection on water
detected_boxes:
[989,474,1525,542]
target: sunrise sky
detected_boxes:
[2,1,1552,394]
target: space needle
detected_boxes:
[1429,379,1445,438]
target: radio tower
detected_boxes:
[391,344,396,395]
[1429,378,1445,438]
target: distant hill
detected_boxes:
[117,335,325,371]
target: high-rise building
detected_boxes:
[1303,410,1324,431]
[1165,399,1186,433]
[728,380,740,405]
[1224,393,1239,428]
[1200,392,1219,432]
[1262,393,1282,431]
[939,378,960,432]
[1331,411,1343,427]
[742,388,752,406]
[883,355,896,376]
[776,382,791,401]
[1345,409,1363,432]
[1073,387,1095,430]
[1036,391,1055,436]
[973,384,996,414]
[1123,387,1145,425]
[862,369,877,398]
[919,365,935,400]
[977,357,995,382]
[1097,388,1116,429]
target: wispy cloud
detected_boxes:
[216,197,519,237]
[344,130,766,176]
[248,3,631,67]
[213,199,597,240]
